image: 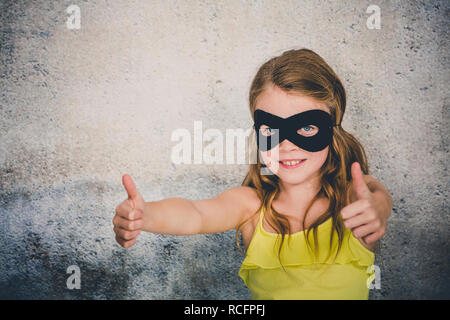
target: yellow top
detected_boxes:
[238,206,375,300]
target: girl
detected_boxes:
[113,48,393,300]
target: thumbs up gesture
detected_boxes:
[113,174,146,248]
[341,162,389,246]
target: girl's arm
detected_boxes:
[113,174,259,248]
[142,186,259,235]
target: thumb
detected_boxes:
[351,162,371,199]
[122,174,143,207]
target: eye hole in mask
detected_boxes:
[254,109,334,152]
[259,124,319,137]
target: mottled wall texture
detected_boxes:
[0,0,448,300]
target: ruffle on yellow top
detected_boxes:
[239,206,375,300]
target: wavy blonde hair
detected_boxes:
[235,48,370,268]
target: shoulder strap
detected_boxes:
[256,205,266,231]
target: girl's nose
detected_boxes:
[279,138,300,152]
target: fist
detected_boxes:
[113,174,146,248]
[341,162,387,246]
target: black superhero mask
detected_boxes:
[253,109,337,152]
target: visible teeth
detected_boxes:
[281,160,302,165]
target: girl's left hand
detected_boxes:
[340,162,392,246]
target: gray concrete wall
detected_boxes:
[0,0,448,299]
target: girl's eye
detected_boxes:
[297,125,319,137]
[260,126,275,136]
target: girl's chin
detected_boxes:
[276,172,308,183]
[277,168,317,180]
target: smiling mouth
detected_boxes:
[278,159,306,168]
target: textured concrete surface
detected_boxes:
[0,0,448,299]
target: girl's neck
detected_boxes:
[277,175,323,211]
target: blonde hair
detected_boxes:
[235,48,370,268]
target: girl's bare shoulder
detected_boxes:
[228,187,263,249]
[221,186,262,224]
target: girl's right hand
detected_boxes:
[113,174,146,248]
